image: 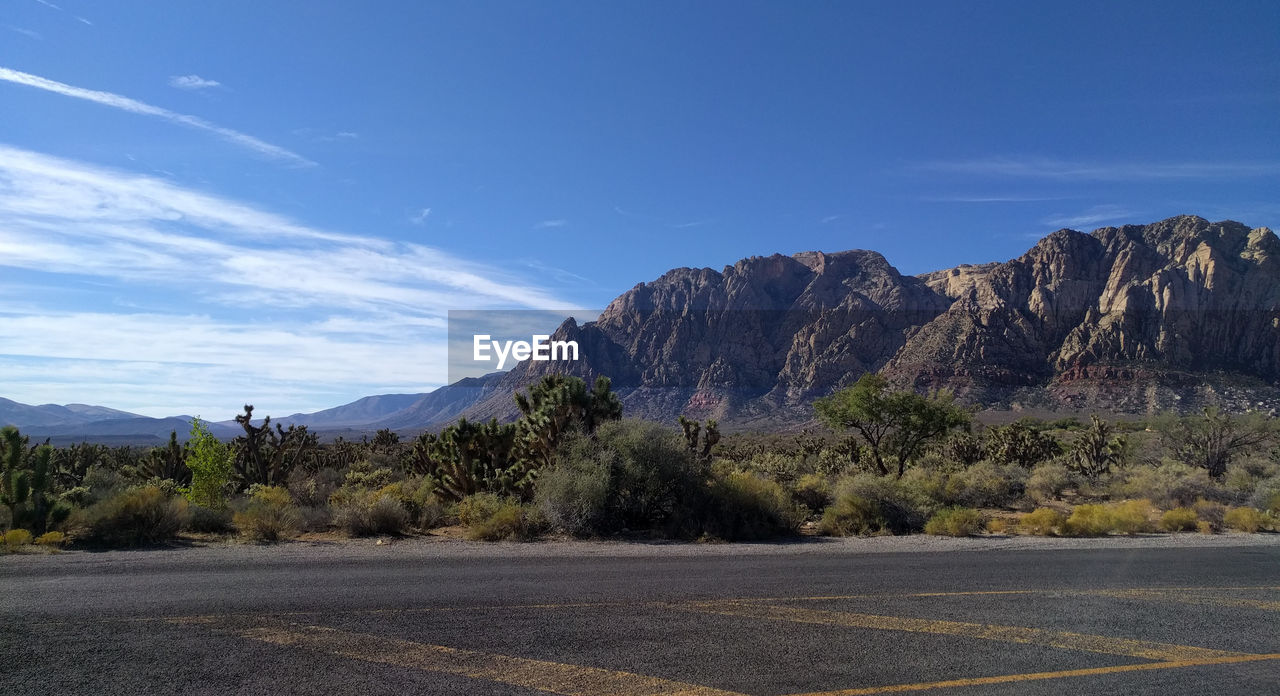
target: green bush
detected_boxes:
[187,504,234,533]
[828,473,932,534]
[534,448,611,537]
[1248,476,1280,513]
[703,471,806,540]
[77,486,191,547]
[924,507,985,537]
[1018,507,1067,535]
[1192,499,1226,531]
[1159,507,1199,532]
[1109,463,1221,508]
[1026,461,1073,504]
[819,494,888,536]
[34,531,65,548]
[745,451,806,484]
[332,490,411,536]
[3,528,32,551]
[377,478,444,529]
[791,473,832,512]
[942,462,1026,508]
[233,486,302,542]
[535,420,708,537]
[459,493,544,541]
[1108,499,1154,535]
[1223,507,1265,533]
[1062,504,1112,537]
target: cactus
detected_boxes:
[0,426,70,534]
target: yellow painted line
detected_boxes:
[1094,589,1280,613]
[192,619,746,696]
[680,602,1250,662]
[782,653,1280,696]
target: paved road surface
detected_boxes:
[3,541,1278,695]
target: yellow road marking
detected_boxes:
[191,619,746,696]
[1093,589,1280,613]
[781,653,1280,696]
[680,602,1250,661]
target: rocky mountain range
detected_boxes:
[7,215,1278,441]
[460,215,1280,426]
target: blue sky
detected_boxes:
[1,1,1278,418]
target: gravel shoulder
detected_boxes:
[3,530,1278,572]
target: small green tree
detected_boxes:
[184,418,233,510]
[814,373,969,477]
[1158,408,1274,479]
[1069,415,1126,478]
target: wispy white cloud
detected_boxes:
[0,66,313,166]
[410,207,432,225]
[914,157,1280,181]
[1042,205,1138,229]
[5,26,42,40]
[820,215,840,224]
[169,74,221,90]
[534,219,567,229]
[0,146,570,415]
[32,0,62,9]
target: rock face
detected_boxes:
[456,216,1280,426]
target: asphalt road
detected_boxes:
[3,541,1278,695]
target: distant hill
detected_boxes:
[0,397,143,429]
[272,393,427,429]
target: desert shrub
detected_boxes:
[377,477,444,528]
[1223,507,1265,533]
[941,462,1026,508]
[1019,507,1067,535]
[1196,520,1214,534]
[1062,504,1112,537]
[78,486,191,547]
[233,486,302,542]
[703,471,806,540]
[1191,499,1226,531]
[985,517,1012,534]
[4,528,32,551]
[830,473,932,534]
[297,505,332,532]
[745,451,807,484]
[1026,461,1074,504]
[187,504,234,533]
[1108,499,1154,534]
[459,493,544,541]
[791,473,832,512]
[819,494,888,536]
[900,467,948,506]
[1248,476,1280,513]
[534,448,611,537]
[34,531,65,548]
[924,507,985,536]
[1160,507,1199,532]
[342,462,396,490]
[81,466,129,504]
[536,420,708,537]
[1110,463,1221,508]
[287,467,343,508]
[332,490,411,536]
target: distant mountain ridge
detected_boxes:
[9,215,1279,441]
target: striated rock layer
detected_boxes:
[450,216,1280,427]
